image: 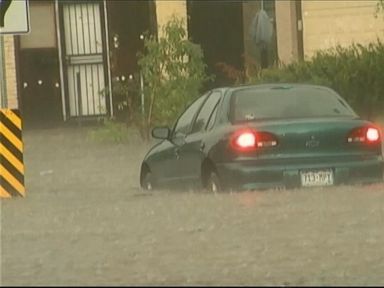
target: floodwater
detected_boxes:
[1,127,384,286]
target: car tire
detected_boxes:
[142,171,155,191]
[206,171,222,193]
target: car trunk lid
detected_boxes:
[239,117,382,158]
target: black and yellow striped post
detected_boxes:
[0,109,25,198]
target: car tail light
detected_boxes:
[235,132,256,149]
[366,128,380,142]
[256,132,279,148]
[231,129,278,152]
[347,126,381,144]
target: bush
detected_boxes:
[94,16,211,143]
[137,16,212,140]
[248,41,384,120]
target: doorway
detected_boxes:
[187,1,244,89]
[19,49,62,128]
[59,1,110,118]
[18,1,62,128]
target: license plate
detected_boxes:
[300,169,334,187]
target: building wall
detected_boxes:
[19,2,56,49]
[302,0,384,58]
[155,0,187,36]
[3,36,18,109]
[275,0,300,64]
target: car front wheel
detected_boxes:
[142,171,155,191]
[206,171,222,193]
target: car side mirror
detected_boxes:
[151,127,170,140]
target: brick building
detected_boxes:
[0,36,18,109]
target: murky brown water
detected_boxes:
[1,127,384,286]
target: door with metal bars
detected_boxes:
[61,1,109,117]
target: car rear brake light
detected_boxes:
[347,127,381,144]
[231,130,278,151]
[236,132,256,149]
[366,128,380,142]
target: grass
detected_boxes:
[87,119,143,145]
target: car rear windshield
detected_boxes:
[230,86,357,123]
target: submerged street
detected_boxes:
[1,127,384,286]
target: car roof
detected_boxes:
[226,83,335,94]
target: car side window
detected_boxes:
[172,95,207,138]
[191,91,222,134]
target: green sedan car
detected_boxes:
[140,84,384,192]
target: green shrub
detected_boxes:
[137,16,212,140]
[95,16,211,142]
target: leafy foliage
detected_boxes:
[93,16,211,143]
[137,16,211,139]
